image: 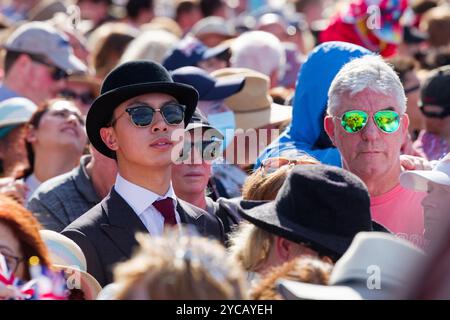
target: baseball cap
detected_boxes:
[0,97,38,138]
[171,66,245,101]
[191,16,236,40]
[162,36,230,71]
[400,153,450,192]
[3,21,87,74]
[420,66,450,118]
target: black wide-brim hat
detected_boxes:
[86,60,199,158]
[236,165,390,260]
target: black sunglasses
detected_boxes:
[28,54,68,81]
[179,139,222,162]
[111,103,186,127]
[60,89,95,105]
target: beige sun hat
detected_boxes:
[211,68,292,130]
[40,230,102,300]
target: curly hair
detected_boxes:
[0,195,51,278]
[250,256,333,300]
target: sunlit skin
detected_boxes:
[3,54,67,105]
[421,181,450,240]
[172,131,212,210]
[28,101,87,154]
[0,222,26,280]
[100,93,185,195]
[325,89,409,196]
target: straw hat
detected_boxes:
[40,230,102,299]
[211,68,292,130]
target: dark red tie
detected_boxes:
[153,198,177,226]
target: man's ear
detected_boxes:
[274,236,292,261]
[401,112,410,137]
[324,115,336,146]
[100,127,118,151]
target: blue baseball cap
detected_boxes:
[171,66,245,101]
[162,36,230,71]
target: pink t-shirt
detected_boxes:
[371,184,426,248]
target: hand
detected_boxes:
[400,155,433,171]
[0,178,28,205]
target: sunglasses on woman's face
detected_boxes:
[335,109,401,134]
[60,89,95,105]
[110,103,186,127]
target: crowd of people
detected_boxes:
[1,0,450,300]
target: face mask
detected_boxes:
[207,111,236,152]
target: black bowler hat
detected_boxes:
[86,60,199,158]
[236,164,388,260]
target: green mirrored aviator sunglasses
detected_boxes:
[337,110,401,134]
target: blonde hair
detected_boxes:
[114,230,248,300]
[250,256,333,300]
[228,154,320,272]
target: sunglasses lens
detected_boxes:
[374,110,400,133]
[129,107,155,127]
[161,103,185,125]
[341,111,368,133]
[52,68,68,81]
[80,92,95,105]
[200,140,221,160]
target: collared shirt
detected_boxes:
[27,155,100,231]
[114,174,181,236]
[24,173,42,201]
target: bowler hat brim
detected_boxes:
[237,200,383,260]
[87,82,198,159]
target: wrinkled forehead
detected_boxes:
[334,89,402,115]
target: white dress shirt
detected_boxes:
[114,174,181,236]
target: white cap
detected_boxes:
[400,153,450,192]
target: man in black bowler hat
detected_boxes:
[62,60,225,286]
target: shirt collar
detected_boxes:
[114,174,177,215]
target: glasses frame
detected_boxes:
[334,109,402,134]
[110,104,186,128]
[0,251,24,275]
[28,54,69,81]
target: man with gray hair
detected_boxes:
[230,30,285,88]
[324,55,426,248]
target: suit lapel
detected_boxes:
[100,188,148,257]
[177,200,207,235]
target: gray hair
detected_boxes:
[230,30,286,80]
[327,55,407,115]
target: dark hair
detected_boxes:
[388,56,418,84]
[200,0,224,17]
[126,0,153,19]
[176,1,200,21]
[3,51,22,75]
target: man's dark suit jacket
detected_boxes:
[61,188,225,287]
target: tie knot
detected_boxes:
[153,198,177,226]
